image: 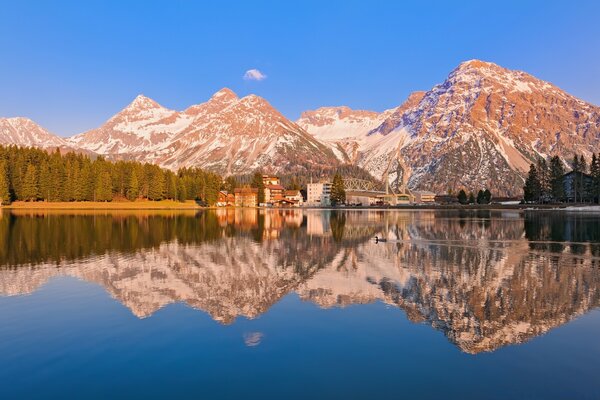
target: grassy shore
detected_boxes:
[3,200,203,210]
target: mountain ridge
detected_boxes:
[2,59,599,195]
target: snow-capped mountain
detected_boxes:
[296,106,395,163]
[68,94,191,156]
[3,60,599,193]
[156,90,338,174]
[70,89,338,174]
[0,117,69,149]
[301,60,600,196]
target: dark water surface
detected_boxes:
[1,209,599,399]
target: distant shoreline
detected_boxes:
[3,200,203,210]
[2,201,594,211]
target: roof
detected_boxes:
[284,190,301,196]
[265,184,285,190]
[413,190,436,195]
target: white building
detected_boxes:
[307,182,332,206]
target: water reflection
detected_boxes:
[1,208,599,354]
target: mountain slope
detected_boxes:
[70,89,339,174]
[303,60,600,196]
[158,91,338,174]
[0,117,69,149]
[68,95,191,155]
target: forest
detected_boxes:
[0,146,222,205]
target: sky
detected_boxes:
[1,0,599,136]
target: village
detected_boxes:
[216,174,438,208]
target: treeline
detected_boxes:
[524,154,600,203]
[0,146,222,205]
[457,189,492,205]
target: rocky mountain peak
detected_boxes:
[211,88,238,103]
[126,94,163,111]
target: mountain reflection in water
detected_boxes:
[1,208,599,354]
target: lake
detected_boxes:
[0,208,599,399]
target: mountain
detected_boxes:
[300,60,600,196]
[0,117,69,149]
[70,89,339,175]
[68,94,191,156]
[3,60,599,193]
[296,106,395,163]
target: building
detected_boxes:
[271,198,297,207]
[264,184,285,203]
[234,187,258,207]
[563,171,594,202]
[284,190,303,206]
[307,182,332,206]
[262,175,280,186]
[216,191,235,207]
[345,190,381,206]
[413,190,436,204]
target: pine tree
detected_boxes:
[536,158,551,202]
[95,171,112,201]
[127,171,140,201]
[0,160,10,205]
[457,189,468,205]
[483,189,492,204]
[590,153,600,203]
[523,164,541,202]
[177,179,187,202]
[468,192,475,204]
[22,164,39,201]
[147,167,164,200]
[549,156,565,202]
[330,173,346,205]
[477,189,491,204]
[250,172,265,204]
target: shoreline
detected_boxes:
[2,201,596,211]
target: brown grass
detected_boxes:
[3,200,203,210]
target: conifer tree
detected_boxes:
[536,158,551,202]
[523,164,541,202]
[127,171,140,201]
[0,160,10,205]
[22,164,39,201]
[250,172,265,204]
[549,156,565,201]
[590,153,600,203]
[177,179,187,202]
[457,189,468,204]
[483,189,492,204]
[468,192,475,204]
[95,171,113,201]
[330,173,346,205]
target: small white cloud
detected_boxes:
[243,69,267,81]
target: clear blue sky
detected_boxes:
[1,0,599,136]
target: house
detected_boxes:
[306,182,332,206]
[234,187,258,207]
[284,190,303,206]
[563,171,594,202]
[271,198,297,207]
[264,184,285,203]
[216,191,235,207]
[413,190,436,204]
[262,175,280,186]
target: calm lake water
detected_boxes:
[1,208,599,399]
